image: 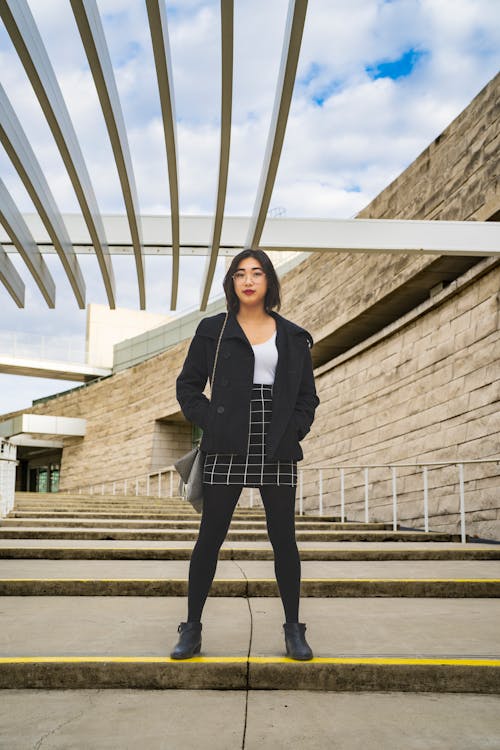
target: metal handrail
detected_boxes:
[65,457,499,544]
[72,465,178,501]
[296,459,500,543]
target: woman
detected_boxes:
[172,248,320,660]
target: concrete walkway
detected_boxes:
[2,557,500,577]
[2,596,500,658]
[0,690,499,749]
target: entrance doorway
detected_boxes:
[16,447,62,493]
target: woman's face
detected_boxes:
[233,256,268,309]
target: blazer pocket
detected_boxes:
[292,412,305,441]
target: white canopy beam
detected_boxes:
[70,0,146,309]
[0,83,86,309]
[257,216,500,256]
[146,0,180,310]
[4,215,496,258]
[1,0,116,308]
[0,179,55,307]
[0,244,25,307]
[200,0,234,311]
[245,0,308,249]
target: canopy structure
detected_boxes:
[0,0,499,313]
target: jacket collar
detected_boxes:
[200,309,313,347]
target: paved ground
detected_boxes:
[1,558,500,577]
[1,596,499,658]
[1,537,497,549]
[0,689,499,749]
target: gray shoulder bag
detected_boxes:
[174,312,229,512]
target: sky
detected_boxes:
[0,0,499,414]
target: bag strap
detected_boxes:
[209,312,228,399]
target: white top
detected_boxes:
[252,330,278,384]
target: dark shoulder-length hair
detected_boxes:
[223,249,281,314]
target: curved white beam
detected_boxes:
[0,179,55,307]
[0,83,86,309]
[200,0,234,311]
[146,0,180,311]
[245,0,308,248]
[1,0,116,308]
[70,0,146,309]
[0,244,25,307]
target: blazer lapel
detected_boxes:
[223,311,252,345]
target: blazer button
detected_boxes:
[223,352,231,359]
[217,406,225,414]
[221,377,229,386]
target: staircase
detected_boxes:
[1,490,499,689]
[1,491,499,746]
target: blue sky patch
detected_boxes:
[366,48,427,80]
[299,62,322,86]
[312,80,343,107]
[299,63,343,106]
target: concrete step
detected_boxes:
[1,596,498,691]
[0,527,460,542]
[1,517,388,531]
[1,542,499,560]
[13,503,200,512]
[15,492,185,501]
[8,510,341,522]
[1,558,498,597]
[5,578,498,597]
[1,690,499,750]
[15,494,271,509]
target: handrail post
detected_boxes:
[458,463,466,543]
[318,469,323,516]
[423,467,429,533]
[391,466,397,531]
[340,468,345,523]
[364,467,369,523]
[299,469,303,516]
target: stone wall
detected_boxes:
[300,258,499,539]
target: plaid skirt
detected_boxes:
[203,383,297,487]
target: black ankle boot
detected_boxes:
[283,622,313,661]
[170,622,202,659]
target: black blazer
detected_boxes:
[176,310,320,461]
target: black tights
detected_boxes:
[187,483,301,623]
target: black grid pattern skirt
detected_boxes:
[203,383,297,487]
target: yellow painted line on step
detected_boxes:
[0,656,499,667]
